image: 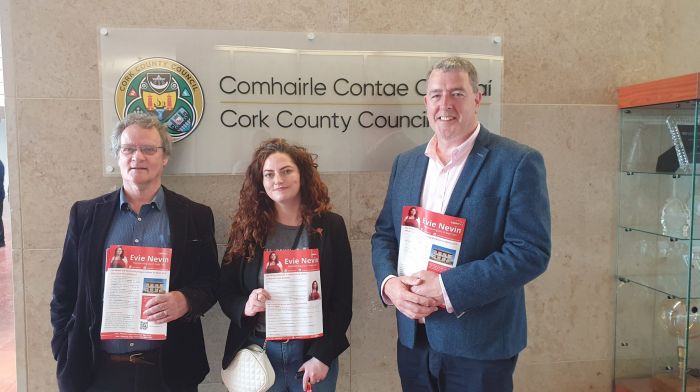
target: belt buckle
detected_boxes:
[128,352,155,366]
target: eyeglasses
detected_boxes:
[119,144,165,156]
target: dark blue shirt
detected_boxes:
[101,187,171,354]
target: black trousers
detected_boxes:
[86,351,197,392]
[397,324,518,392]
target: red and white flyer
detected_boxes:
[264,248,323,340]
[398,206,466,276]
[100,244,172,341]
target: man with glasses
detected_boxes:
[50,113,219,391]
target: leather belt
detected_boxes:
[103,350,159,366]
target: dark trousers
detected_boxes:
[86,351,197,392]
[397,324,518,392]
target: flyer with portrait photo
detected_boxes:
[264,248,323,340]
[100,244,172,340]
[398,206,466,276]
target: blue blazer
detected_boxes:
[371,126,551,360]
[50,187,220,391]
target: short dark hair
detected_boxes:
[427,57,479,93]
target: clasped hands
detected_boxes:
[384,270,444,320]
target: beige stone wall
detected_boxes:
[661,0,700,79]
[2,0,689,391]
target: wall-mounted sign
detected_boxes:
[114,57,205,142]
[100,29,503,174]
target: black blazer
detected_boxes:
[50,187,220,392]
[219,211,352,368]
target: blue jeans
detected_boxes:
[250,335,339,392]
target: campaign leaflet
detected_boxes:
[397,206,466,276]
[100,245,172,340]
[264,248,323,340]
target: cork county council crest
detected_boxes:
[115,58,204,142]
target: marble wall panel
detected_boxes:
[348,0,507,35]
[348,172,389,240]
[11,0,100,99]
[16,99,121,249]
[349,239,398,375]
[11,0,665,103]
[521,231,615,365]
[661,0,700,79]
[9,0,240,100]
[502,104,619,172]
[199,382,227,392]
[514,359,612,392]
[337,349,351,392]
[321,172,350,223]
[0,0,15,101]
[22,249,61,392]
[161,175,241,246]
[200,244,229,386]
[234,0,349,31]
[349,0,664,105]
[502,105,618,365]
[503,104,619,238]
[502,0,663,104]
[9,0,352,100]
[350,369,401,392]
[5,98,21,249]
[201,305,229,385]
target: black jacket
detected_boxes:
[219,211,352,368]
[50,187,219,391]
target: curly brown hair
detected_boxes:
[223,138,331,263]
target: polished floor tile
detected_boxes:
[0,200,16,392]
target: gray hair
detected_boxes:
[427,57,479,93]
[111,113,173,158]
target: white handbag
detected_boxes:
[221,343,275,392]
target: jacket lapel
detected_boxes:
[246,248,263,291]
[407,151,429,206]
[444,129,491,217]
[164,188,186,284]
[87,190,120,315]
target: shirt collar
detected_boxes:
[424,123,481,167]
[119,186,165,212]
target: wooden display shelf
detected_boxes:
[618,73,700,109]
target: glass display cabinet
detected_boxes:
[615,73,700,392]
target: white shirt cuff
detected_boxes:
[380,275,397,306]
[439,275,454,313]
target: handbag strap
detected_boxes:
[291,224,304,249]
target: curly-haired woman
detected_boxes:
[219,138,352,391]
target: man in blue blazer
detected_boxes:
[50,113,219,391]
[372,57,551,391]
